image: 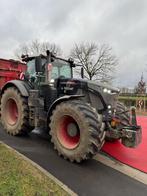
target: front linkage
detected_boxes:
[106,107,142,148]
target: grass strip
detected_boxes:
[0,143,72,196]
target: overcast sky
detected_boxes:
[0,0,147,87]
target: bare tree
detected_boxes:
[70,42,117,82]
[14,39,62,60]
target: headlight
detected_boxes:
[103,88,108,93]
[108,110,112,114]
[103,88,111,94]
[108,105,111,109]
[50,79,54,83]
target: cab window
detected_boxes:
[27,59,36,77]
[51,59,72,79]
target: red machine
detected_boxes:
[0,59,27,89]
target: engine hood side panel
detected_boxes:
[87,81,119,111]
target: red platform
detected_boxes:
[102,116,147,173]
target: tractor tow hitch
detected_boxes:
[106,106,142,148]
[121,107,142,148]
[121,125,142,148]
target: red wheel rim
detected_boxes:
[57,116,80,149]
[5,99,18,125]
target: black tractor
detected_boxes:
[0,51,142,162]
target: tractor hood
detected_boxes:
[84,79,120,111]
[87,80,120,94]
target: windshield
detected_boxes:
[26,58,72,81]
[27,59,36,77]
[51,59,72,79]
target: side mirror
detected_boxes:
[81,67,84,78]
[35,56,42,72]
[68,58,75,67]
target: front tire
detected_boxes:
[0,87,32,135]
[49,100,105,162]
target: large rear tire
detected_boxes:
[106,101,130,141]
[49,100,105,162]
[0,87,32,135]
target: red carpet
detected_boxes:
[102,116,147,173]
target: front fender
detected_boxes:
[1,80,30,97]
[47,95,84,124]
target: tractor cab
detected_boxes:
[22,51,84,89]
[22,52,75,86]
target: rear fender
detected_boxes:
[1,80,30,97]
[47,95,84,125]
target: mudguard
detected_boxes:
[47,95,84,124]
[1,80,30,97]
